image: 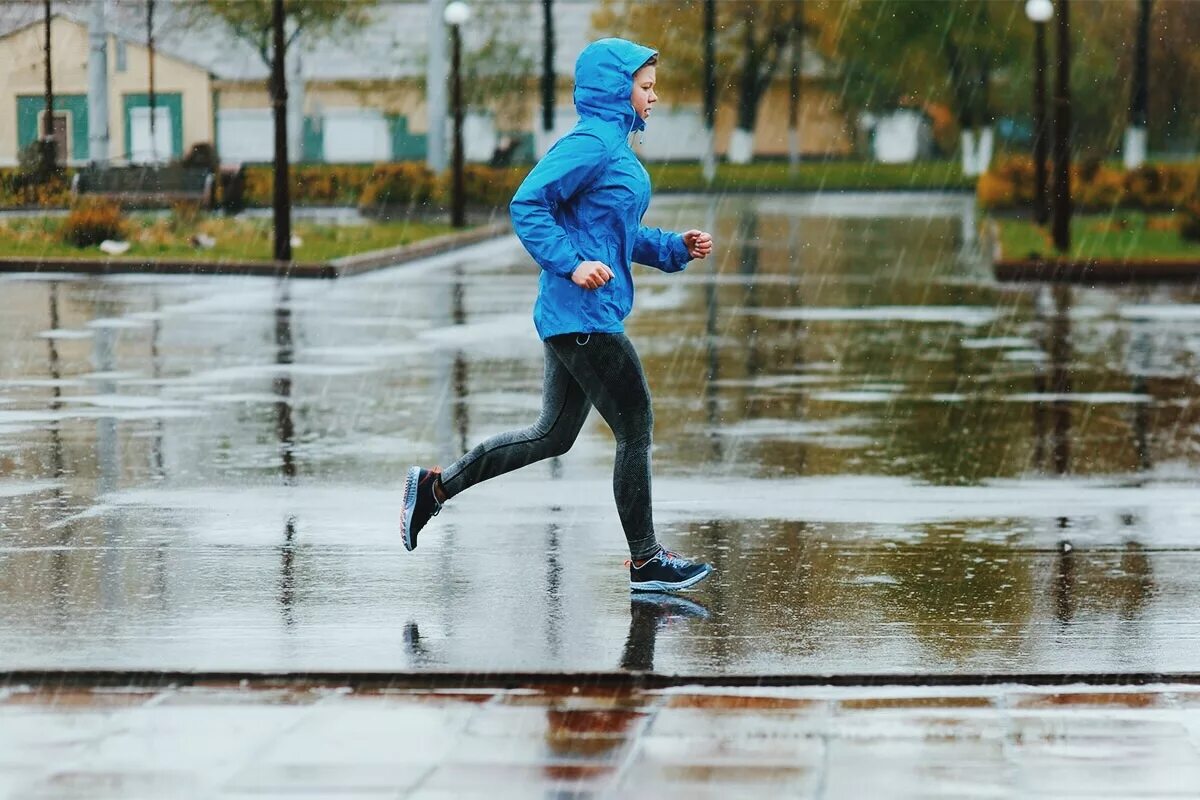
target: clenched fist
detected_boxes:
[682,229,713,260]
[572,260,615,290]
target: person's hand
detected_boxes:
[683,229,713,260]
[572,260,614,290]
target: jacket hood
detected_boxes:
[573,38,658,134]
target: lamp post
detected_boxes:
[1051,0,1071,254]
[445,1,470,229]
[1025,0,1053,226]
[541,0,554,136]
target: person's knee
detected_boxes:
[545,431,575,458]
[616,419,653,450]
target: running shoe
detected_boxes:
[628,548,713,592]
[401,466,442,551]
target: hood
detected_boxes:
[573,38,658,134]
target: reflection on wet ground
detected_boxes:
[1,193,1199,673]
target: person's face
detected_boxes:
[631,64,657,121]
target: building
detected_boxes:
[0,10,214,166]
[0,0,852,168]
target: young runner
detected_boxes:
[402,38,714,593]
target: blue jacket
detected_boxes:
[510,38,692,340]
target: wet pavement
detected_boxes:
[5,681,1200,798]
[2,192,1200,674]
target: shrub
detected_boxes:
[62,199,126,247]
[1181,198,1200,244]
[182,142,218,170]
[243,164,375,207]
[17,139,59,179]
[0,166,72,208]
[168,200,203,231]
[1124,165,1165,209]
[217,165,246,212]
[359,162,439,214]
[454,164,527,209]
[976,171,1018,210]
[979,157,1200,212]
[1075,166,1125,208]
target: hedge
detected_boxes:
[978,157,1200,212]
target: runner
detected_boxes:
[402,37,714,593]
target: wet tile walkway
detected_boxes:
[2,193,1200,675]
[3,681,1200,798]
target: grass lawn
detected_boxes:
[0,214,460,264]
[994,213,1200,261]
[649,160,974,193]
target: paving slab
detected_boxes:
[2,683,1199,799]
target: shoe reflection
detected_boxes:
[620,593,711,673]
[403,620,437,668]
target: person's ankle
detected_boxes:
[432,478,447,505]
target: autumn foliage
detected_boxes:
[62,199,127,247]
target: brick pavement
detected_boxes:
[4,681,1200,798]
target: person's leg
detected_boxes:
[437,342,591,500]
[546,333,660,562]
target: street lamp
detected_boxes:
[1051,0,1071,254]
[1025,0,1053,226]
[445,1,470,228]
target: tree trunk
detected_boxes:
[1052,0,1072,254]
[1124,0,1151,168]
[701,0,716,183]
[42,0,56,172]
[147,0,157,163]
[787,0,803,174]
[731,4,758,165]
[271,0,291,262]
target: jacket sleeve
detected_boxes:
[632,225,691,273]
[509,131,608,278]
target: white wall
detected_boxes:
[217,109,273,163]
[129,107,173,164]
[532,108,578,159]
[533,107,707,162]
[633,108,707,161]
[871,110,933,164]
[460,112,497,163]
[322,110,390,163]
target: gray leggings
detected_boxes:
[439,332,659,561]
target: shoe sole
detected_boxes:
[401,465,420,552]
[630,564,713,593]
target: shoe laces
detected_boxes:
[626,548,688,569]
[659,549,689,568]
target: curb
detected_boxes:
[0,221,511,280]
[0,255,338,279]
[987,217,1200,284]
[6,670,1200,692]
[994,257,1200,284]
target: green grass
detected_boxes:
[648,160,974,193]
[0,214,460,264]
[995,213,1200,261]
